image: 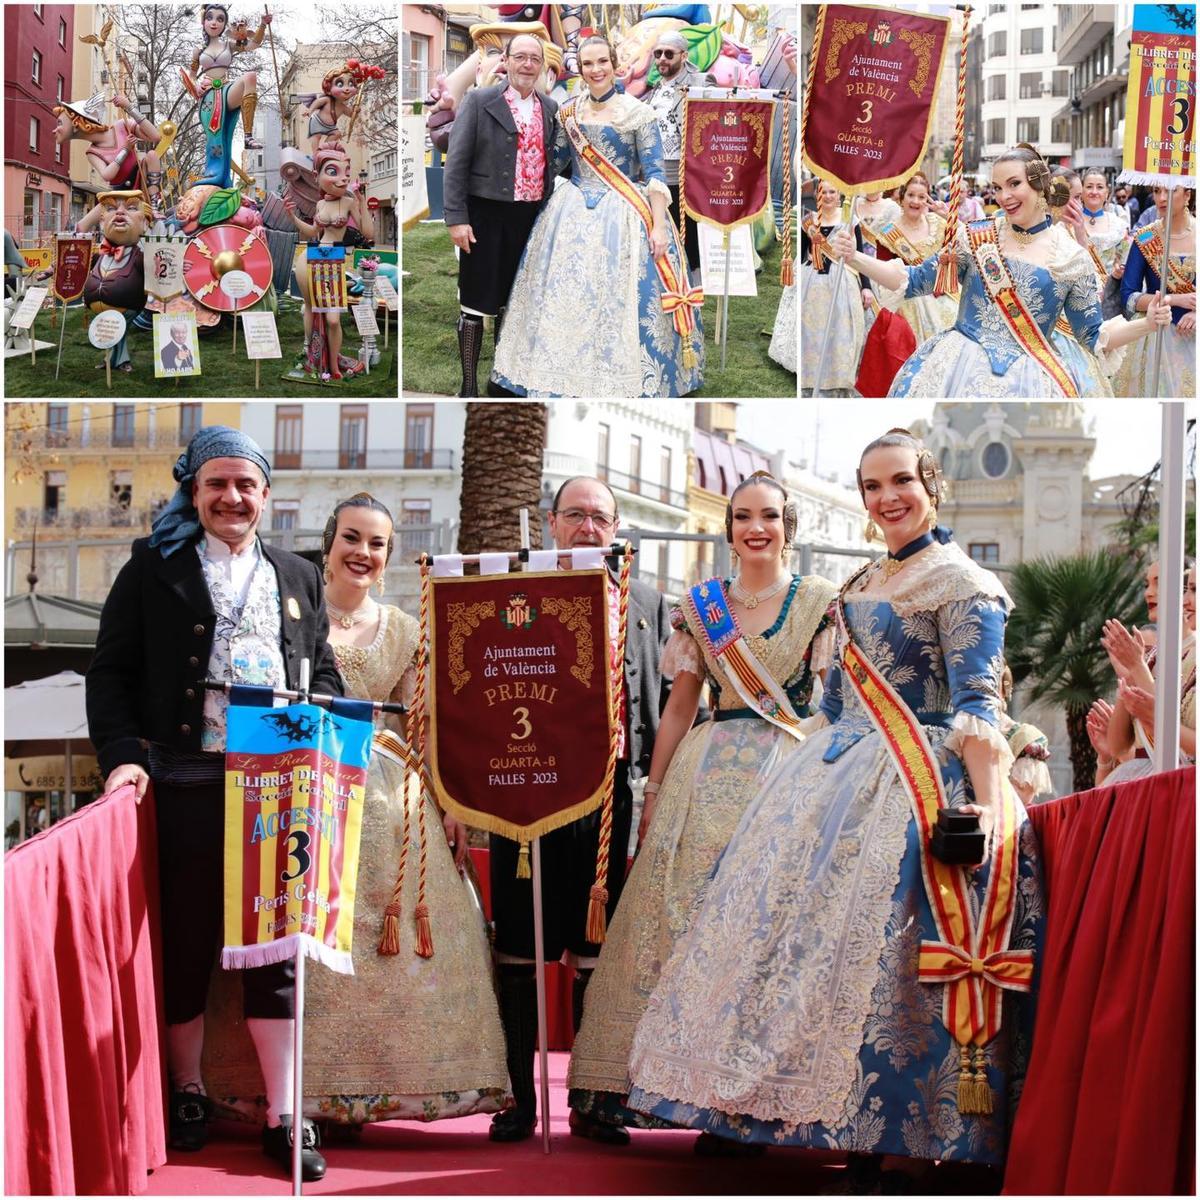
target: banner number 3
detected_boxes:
[281,829,312,881]
[511,706,532,740]
[1167,97,1190,136]
[858,100,873,125]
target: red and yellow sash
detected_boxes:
[560,101,702,347]
[967,219,1079,398]
[862,218,938,267]
[835,573,1033,1114]
[1134,220,1195,293]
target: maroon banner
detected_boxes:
[802,4,951,193]
[428,569,614,841]
[682,97,776,229]
[52,236,93,302]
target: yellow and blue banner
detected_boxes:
[1119,4,1195,187]
[222,689,375,974]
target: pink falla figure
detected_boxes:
[301,63,359,155]
[54,93,166,219]
[284,143,375,380]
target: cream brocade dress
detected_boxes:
[201,605,511,1124]
[566,576,836,1126]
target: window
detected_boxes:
[58,16,66,46]
[986,117,1006,144]
[1016,116,1040,143]
[111,404,135,447]
[275,405,302,468]
[629,435,642,494]
[56,74,64,101]
[339,404,367,469]
[969,542,1001,565]
[1020,3,1041,9]
[271,500,300,531]
[29,116,39,152]
[23,191,36,230]
[1019,71,1042,99]
[110,470,133,511]
[659,446,672,503]
[403,32,431,99]
[656,543,670,592]
[46,404,69,447]
[1052,70,1069,96]
[44,471,66,519]
[32,50,42,85]
[47,192,61,230]
[404,403,434,468]
[987,75,1006,101]
[987,31,1006,58]
[1051,116,1072,144]
[400,499,432,552]
[981,441,1011,478]
[1020,28,1043,56]
[178,403,202,443]
[597,423,610,481]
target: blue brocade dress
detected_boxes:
[626,541,1044,1166]
[882,219,1127,399]
[491,94,704,398]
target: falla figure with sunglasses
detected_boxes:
[488,475,677,1146]
[645,32,713,280]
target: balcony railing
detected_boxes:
[13,505,157,530]
[270,448,456,471]
[38,426,192,451]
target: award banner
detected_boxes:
[222,696,375,974]
[427,569,614,841]
[402,114,430,232]
[142,235,188,302]
[1119,4,1196,187]
[52,236,93,301]
[802,4,952,193]
[683,97,776,229]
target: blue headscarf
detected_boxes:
[148,425,272,557]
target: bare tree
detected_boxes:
[315,11,397,163]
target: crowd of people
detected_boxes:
[801,145,1196,398]
[81,423,1187,1188]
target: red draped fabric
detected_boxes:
[1005,767,1195,1195]
[853,307,918,399]
[4,783,167,1195]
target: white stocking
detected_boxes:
[247,1017,296,1128]
[165,1015,206,1093]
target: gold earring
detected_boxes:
[322,559,332,585]
[376,574,386,596]
[928,509,937,530]
[865,520,880,543]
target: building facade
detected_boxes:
[980,2,1073,167]
[4,3,75,245]
[4,403,241,603]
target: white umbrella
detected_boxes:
[3,670,89,741]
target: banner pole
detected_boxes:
[292,656,312,1196]
[532,837,551,1155]
[1149,187,1175,399]
[720,229,731,370]
[55,298,68,380]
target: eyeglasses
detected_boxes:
[555,509,617,529]
[507,53,544,65]
[653,49,679,59]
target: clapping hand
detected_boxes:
[1101,618,1146,678]
[1117,677,1156,725]
[1086,697,1115,758]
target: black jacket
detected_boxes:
[623,576,675,779]
[87,535,343,777]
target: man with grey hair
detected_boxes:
[646,31,711,279]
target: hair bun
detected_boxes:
[1048,175,1072,208]
[1015,141,1045,162]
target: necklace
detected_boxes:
[1008,215,1052,246]
[874,529,937,582]
[1083,204,1104,225]
[326,596,376,630]
[587,85,617,110]
[731,574,791,609]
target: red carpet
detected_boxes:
[146,1053,848,1195]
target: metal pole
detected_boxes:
[54,299,68,380]
[1152,402,1185,773]
[531,838,551,1154]
[720,229,732,371]
[811,200,853,397]
[64,740,74,815]
[1149,187,1175,399]
[292,656,311,1196]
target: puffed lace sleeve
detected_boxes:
[810,606,837,674]
[633,105,673,205]
[874,222,970,311]
[938,594,1014,771]
[661,605,704,681]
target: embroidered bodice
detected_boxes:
[820,542,1012,765]
[559,95,671,211]
[890,218,1110,374]
[1122,225,1196,326]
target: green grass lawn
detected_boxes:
[3,298,397,398]
[401,220,798,399]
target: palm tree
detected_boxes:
[1006,549,1148,793]
[457,403,548,554]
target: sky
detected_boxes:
[735,401,1192,489]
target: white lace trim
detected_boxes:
[1011,755,1053,799]
[661,628,704,681]
[571,91,659,134]
[847,540,1012,618]
[943,711,1015,774]
[646,177,672,205]
[811,623,836,675]
[1092,315,1131,377]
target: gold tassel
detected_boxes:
[956,1044,974,1113]
[932,248,960,299]
[414,901,434,958]
[971,1045,993,1114]
[585,883,608,945]
[682,343,697,370]
[516,841,531,879]
[378,902,401,956]
[780,257,794,287]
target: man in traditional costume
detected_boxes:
[442,31,562,397]
[86,427,342,1182]
[487,476,674,1145]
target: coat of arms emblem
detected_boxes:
[500,593,537,630]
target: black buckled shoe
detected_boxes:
[168,1087,214,1152]
[489,1104,537,1142]
[262,1115,326,1182]
[569,1108,631,1146]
